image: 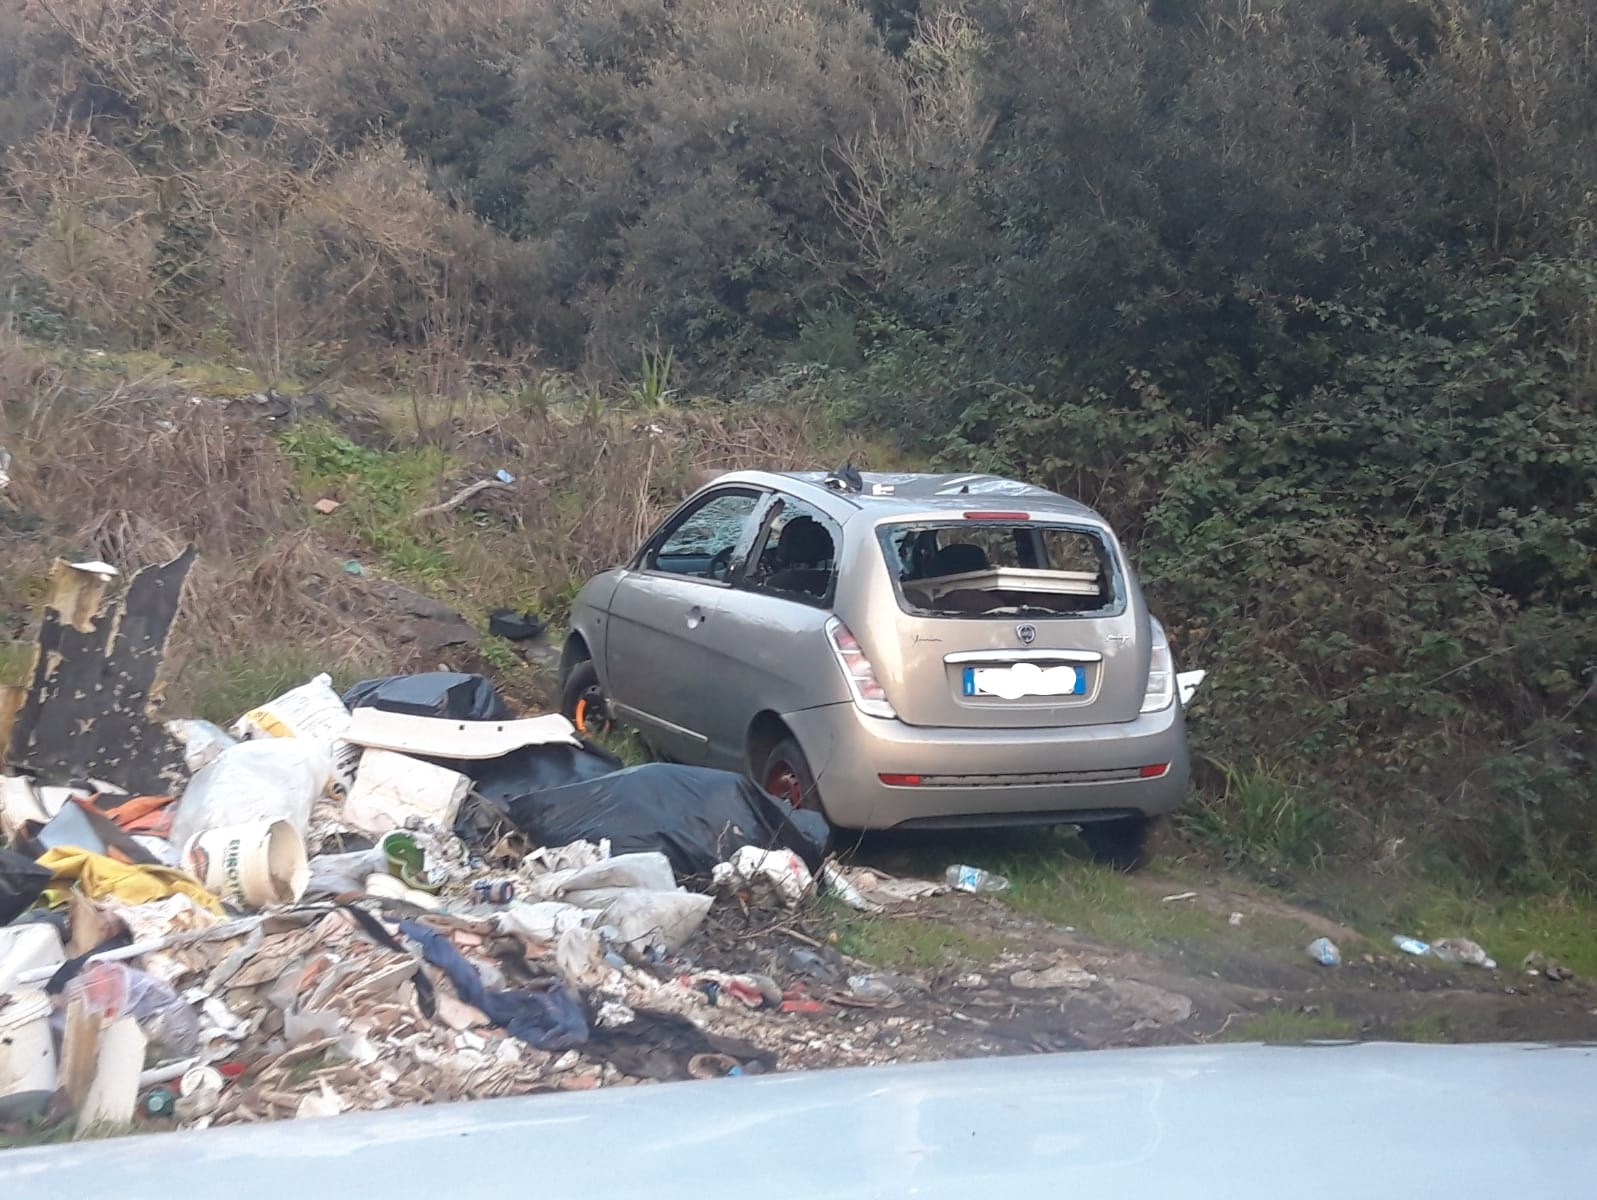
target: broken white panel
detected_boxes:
[81,1017,146,1128]
[0,774,48,839]
[1177,670,1206,707]
[342,749,470,836]
[66,560,119,579]
[344,708,579,759]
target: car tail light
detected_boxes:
[1140,619,1176,713]
[826,617,897,718]
[1139,763,1170,778]
[879,773,922,787]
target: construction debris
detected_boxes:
[2,567,964,1136]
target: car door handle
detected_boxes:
[686,606,708,630]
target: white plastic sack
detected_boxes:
[232,674,362,795]
[712,846,814,908]
[497,901,598,942]
[170,738,334,851]
[166,719,238,773]
[599,891,712,953]
[521,851,676,902]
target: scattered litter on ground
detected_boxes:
[823,863,942,911]
[1228,911,1244,926]
[1393,935,1430,956]
[487,609,545,641]
[1161,891,1199,903]
[1429,938,1497,970]
[1307,937,1341,967]
[2,552,1588,1142]
[945,864,1009,894]
[312,499,342,515]
[1522,952,1575,982]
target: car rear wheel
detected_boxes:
[1079,815,1154,872]
[560,659,615,737]
[761,736,821,812]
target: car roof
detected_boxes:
[705,469,1105,525]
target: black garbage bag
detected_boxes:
[342,672,512,721]
[504,762,830,879]
[0,848,52,926]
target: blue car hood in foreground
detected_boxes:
[4,1042,1594,1198]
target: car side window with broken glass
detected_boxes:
[882,522,1124,617]
[740,497,839,606]
[644,489,764,582]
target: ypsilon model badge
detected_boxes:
[1015,623,1037,645]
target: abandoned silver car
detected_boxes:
[561,469,1191,866]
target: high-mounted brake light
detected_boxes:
[826,617,897,718]
[961,511,1031,521]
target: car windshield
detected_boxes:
[878,521,1123,617]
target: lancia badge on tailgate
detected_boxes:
[1015,623,1037,645]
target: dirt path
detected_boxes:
[682,867,1597,1075]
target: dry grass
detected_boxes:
[0,340,887,725]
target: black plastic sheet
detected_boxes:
[0,848,52,926]
[503,763,830,879]
[342,672,512,721]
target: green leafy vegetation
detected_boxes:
[0,0,1592,898]
[1180,761,1333,876]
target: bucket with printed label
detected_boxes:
[183,819,308,907]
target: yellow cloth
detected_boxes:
[37,846,224,914]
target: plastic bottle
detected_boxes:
[945,864,1010,894]
[1307,937,1341,967]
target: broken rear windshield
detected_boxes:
[877,522,1124,618]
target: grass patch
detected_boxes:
[1389,1011,1454,1043]
[0,639,35,685]
[1316,880,1597,978]
[996,850,1229,953]
[1179,759,1332,874]
[170,643,383,726]
[277,422,458,586]
[0,1118,78,1151]
[588,726,653,768]
[1218,1007,1361,1043]
[833,914,1006,971]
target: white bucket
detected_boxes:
[183,819,309,907]
[0,990,58,1103]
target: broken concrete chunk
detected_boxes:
[1,549,194,796]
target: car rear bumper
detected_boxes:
[782,701,1190,830]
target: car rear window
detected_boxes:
[877,521,1124,617]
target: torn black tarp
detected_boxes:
[1,550,194,796]
[503,763,830,879]
[343,672,512,722]
[0,848,51,925]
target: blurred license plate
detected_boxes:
[963,663,1087,699]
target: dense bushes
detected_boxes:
[1,0,1593,885]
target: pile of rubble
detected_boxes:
[0,553,929,1136]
